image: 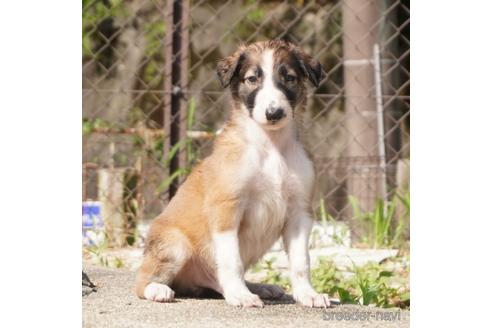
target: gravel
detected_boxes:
[83,265,409,328]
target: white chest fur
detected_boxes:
[236,122,314,267]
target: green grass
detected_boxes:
[257,258,291,290]
[83,233,126,269]
[316,198,350,246]
[350,192,410,248]
[257,256,409,309]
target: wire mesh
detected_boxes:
[82,0,410,245]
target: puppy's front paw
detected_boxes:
[144,282,175,302]
[293,288,330,308]
[224,290,264,308]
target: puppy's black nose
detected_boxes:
[265,107,285,122]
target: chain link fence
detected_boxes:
[82,0,409,246]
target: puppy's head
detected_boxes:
[217,40,325,130]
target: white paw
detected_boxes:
[293,288,330,308]
[224,290,264,308]
[248,283,285,299]
[144,282,175,302]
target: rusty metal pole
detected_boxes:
[163,0,189,200]
[180,0,189,172]
[163,0,173,199]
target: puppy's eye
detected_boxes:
[246,76,257,83]
[285,74,296,82]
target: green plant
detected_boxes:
[82,0,128,59]
[317,198,349,246]
[83,233,125,269]
[351,262,409,308]
[144,21,166,58]
[259,258,291,291]
[311,258,410,309]
[156,98,199,194]
[349,193,409,248]
[82,117,111,135]
[186,97,197,165]
[394,191,410,247]
[256,256,410,308]
[311,258,342,297]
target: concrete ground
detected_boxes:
[83,266,409,328]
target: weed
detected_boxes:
[311,258,342,297]
[83,233,126,269]
[316,198,350,246]
[156,97,199,194]
[258,256,410,309]
[314,258,409,308]
[349,192,409,248]
[259,258,291,291]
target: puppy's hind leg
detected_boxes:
[136,232,191,303]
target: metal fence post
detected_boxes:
[164,0,189,200]
[373,43,387,201]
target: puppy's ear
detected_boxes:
[216,52,245,88]
[293,48,325,88]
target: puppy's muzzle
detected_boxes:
[265,107,285,123]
